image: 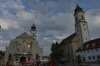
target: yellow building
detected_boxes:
[59,33,79,62]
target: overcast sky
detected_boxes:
[0,0,100,56]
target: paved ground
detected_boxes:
[59,62,100,66]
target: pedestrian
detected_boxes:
[51,60,55,66]
[6,62,10,66]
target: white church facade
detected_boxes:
[3,23,43,65]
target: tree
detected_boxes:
[76,55,82,65]
[50,42,64,62]
[0,51,5,56]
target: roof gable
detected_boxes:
[76,38,100,52]
[59,33,77,45]
[16,32,31,38]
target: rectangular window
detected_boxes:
[96,48,98,52]
[77,25,78,27]
[88,56,91,60]
[92,56,95,59]
[87,50,89,53]
[97,55,100,59]
[84,29,85,30]
[91,49,93,52]
[84,51,85,53]
[83,24,85,26]
[80,51,82,54]
[82,57,86,61]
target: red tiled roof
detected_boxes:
[76,38,100,52]
[59,33,77,46]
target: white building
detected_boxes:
[76,38,100,62]
[3,23,43,65]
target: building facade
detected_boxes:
[59,33,79,62]
[3,23,43,65]
[76,38,100,62]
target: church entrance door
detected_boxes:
[20,57,26,63]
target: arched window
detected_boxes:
[17,43,21,52]
[36,54,39,60]
[76,17,77,21]
[22,41,27,53]
[15,42,18,51]
[8,54,12,61]
[81,15,84,19]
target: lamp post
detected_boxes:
[67,44,70,65]
[55,42,59,66]
[55,42,58,61]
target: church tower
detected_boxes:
[74,4,90,46]
[30,22,37,40]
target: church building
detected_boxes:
[3,23,43,65]
[74,4,100,62]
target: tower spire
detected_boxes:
[75,0,78,6]
[31,20,36,30]
[74,4,90,46]
[74,4,84,15]
[30,20,37,40]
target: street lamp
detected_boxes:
[55,42,58,61]
[67,44,70,65]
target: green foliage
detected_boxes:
[76,55,82,62]
[50,45,64,61]
[0,51,5,56]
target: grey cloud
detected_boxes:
[0,0,100,56]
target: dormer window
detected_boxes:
[92,43,95,46]
[86,44,89,48]
[81,46,83,49]
[87,50,89,53]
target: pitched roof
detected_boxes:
[59,33,77,46]
[74,4,84,15]
[76,38,100,52]
[16,32,31,38]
